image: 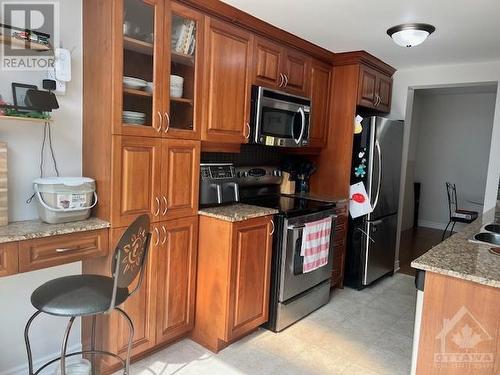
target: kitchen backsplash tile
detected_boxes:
[202,144,288,166]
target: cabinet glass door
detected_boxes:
[121,0,163,136]
[165,3,202,139]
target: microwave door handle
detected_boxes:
[295,107,306,145]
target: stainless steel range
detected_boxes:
[236,166,337,332]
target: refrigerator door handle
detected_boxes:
[373,140,382,210]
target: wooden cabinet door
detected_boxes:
[163,2,204,140]
[0,242,18,277]
[113,224,158,358]
[111,136,162,228]
[226,216,273,341]
[282,48,310,96]
[155,216,198,344]
[376,74,392,113]
[115,0,165,138]
[161,139,200,220]
[202,18,253,143]
[253,36,283,89]
[357,65,378,108]
[309,59,332,148]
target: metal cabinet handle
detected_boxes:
[164,112,170,133]
[154,196,160,216]
[156,111,163,132]
[153,227,160,246]
[283,74,289,88]
[244,122,250,139]
[278,73,285,88]
[270,220,275,236]
[56,246,93,253]
[161,225,167,245]
[162,196,168,215]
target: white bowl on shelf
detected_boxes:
[123,110,146,118]
[170,87,183,98]
[146,82,154,94]
[123,76,148,90]
[170,75,184,86]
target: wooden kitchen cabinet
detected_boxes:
[0,242,18,277]
[155,216,198,344]
[161,139,200,220]
[357,64,392,113]
[192,215,273,352]
[83,217,198,372]
[202,17,253,144]
[112,137,199,228]
[308,59,332,148]
[253,36,310,96]
[330,201,348,288]
[111,136,163,228]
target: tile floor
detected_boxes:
[121,273,417,375]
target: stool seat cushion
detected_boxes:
[31,274,129,317]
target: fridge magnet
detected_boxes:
[349,182,373,219]
[354,164,366,178]
[354,115,363,134]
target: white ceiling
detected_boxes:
[221,0,500,69]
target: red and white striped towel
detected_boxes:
[301,217,332,273]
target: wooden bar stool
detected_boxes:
[24,215,151,375]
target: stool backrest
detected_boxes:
[446,182,458,217]
[111,214,151,291]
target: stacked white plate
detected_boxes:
[123,110,146,125]
[170,75,184,98]
[123,76,148,90]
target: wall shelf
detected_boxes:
[0,115,52,123]
[123,87,153,97]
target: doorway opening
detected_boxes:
[398,83,498,275]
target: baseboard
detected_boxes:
[0,344,82,375]
[394,260,400,272]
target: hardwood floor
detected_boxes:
[399,226,443,276]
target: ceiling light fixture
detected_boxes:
[387,23,436,48]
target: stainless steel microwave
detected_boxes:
[250,86,311,148]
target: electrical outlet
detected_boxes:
[47,68,66,95]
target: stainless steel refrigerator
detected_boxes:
[345,117,404,288]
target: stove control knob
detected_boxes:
[273,170,282,177]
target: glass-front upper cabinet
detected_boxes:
[164,2,203,139]
[119,0,164,137]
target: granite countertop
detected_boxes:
[412,204,500,288]
[199,204,278,222]
[0,217,110,244]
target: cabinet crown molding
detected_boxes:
[332,51,396,76]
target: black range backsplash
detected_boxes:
[201,144,288,166]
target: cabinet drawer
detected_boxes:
[19,229,109,272]
[0,242,19,277]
